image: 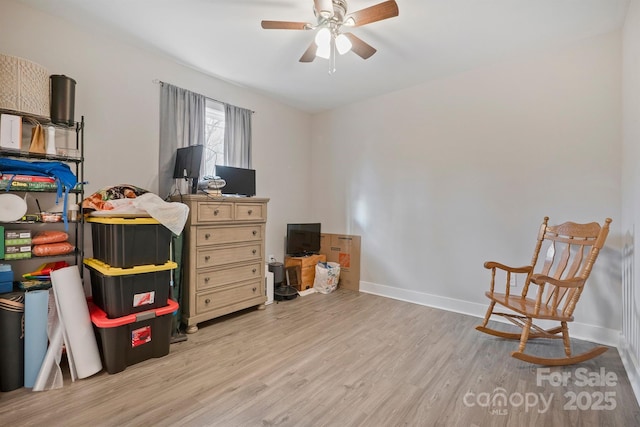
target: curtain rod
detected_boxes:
[152,79,255,114]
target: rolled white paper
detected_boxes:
[33,319,64,392]
[50,266,102,379]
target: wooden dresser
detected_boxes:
[175,195,269,333]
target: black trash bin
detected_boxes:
[0,292,25,392]
[50,74,76,126]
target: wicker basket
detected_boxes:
[0,54,49,118]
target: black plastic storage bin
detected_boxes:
[87,217,172,268]
[84,258,177,319]
[89,298,178,374]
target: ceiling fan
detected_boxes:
[261,0,399,69]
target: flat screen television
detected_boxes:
[286,223,321,256]
[215,164,256,197]
[173,145,204,194]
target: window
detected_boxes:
[203,99,225,176]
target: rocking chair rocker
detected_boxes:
[476,216,612,366]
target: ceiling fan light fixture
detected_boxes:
[335,33,352,55]
[315,27,332,58]
[315,41,331,59]
[314,0,334,19]
[264,0,400,66]
[315,27,331,45]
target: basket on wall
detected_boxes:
[0,53,49,118]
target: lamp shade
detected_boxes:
[315,28,332,59]
[335,34,352,55]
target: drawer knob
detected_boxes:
[205,255,211,262]
[205,233,211,240]
[214,209,219,216]
[252,287,257,292]
[248,209,253,215]
[204,277,210,283]
[252,268,257,273]
[252,230,257,236]
[205,298,211,304]
[252,249,257,255]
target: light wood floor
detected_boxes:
[1,289,639,426]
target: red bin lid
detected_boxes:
[89,298,179,328]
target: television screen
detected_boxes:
[173,145,203,194]
[215,165,256,197]
[286,223,321,256]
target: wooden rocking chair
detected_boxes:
[476,216,612,365]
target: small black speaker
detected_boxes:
[50,75,76,126]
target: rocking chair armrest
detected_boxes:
[484,261,533,274]
[530,274,585,289]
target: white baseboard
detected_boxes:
[359,281,620,347]
[618,337,640,406]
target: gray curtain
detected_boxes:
[224,104,252,168]
[159,82,206,197]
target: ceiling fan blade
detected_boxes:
[314,0,334,18]
[343,33,377,59]
[299,42,318,62]
[261,20,311,30]
[344,0,399,27]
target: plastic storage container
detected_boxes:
[84,258,177,319]
[87,217,172,268]
[89,298,178,374]
[0,265,12,294]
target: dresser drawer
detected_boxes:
[196,202,234,222]
[195,225,263,246]
[196,242,262,269]
[235,203,266,221]
[196,261,262,291]
[196,280,263,314]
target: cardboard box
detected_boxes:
[4,245,31,254]
[320,233,361,291]
[4,251,31,260]
[5,229,31,246]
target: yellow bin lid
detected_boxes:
[83,258,177,276]
[86,216,160,225]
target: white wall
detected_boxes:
[621,0,640,402]
[311,31,623,343]
[0,0,313,261]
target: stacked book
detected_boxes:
[0,174,57,191]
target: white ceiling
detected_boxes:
[18,0,629,113]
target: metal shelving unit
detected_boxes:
[0,109,85,279]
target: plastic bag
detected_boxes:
[313,262,341,294]
[32,231,69,245]
[32,242,74,256]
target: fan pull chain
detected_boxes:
[329,38,336,75]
